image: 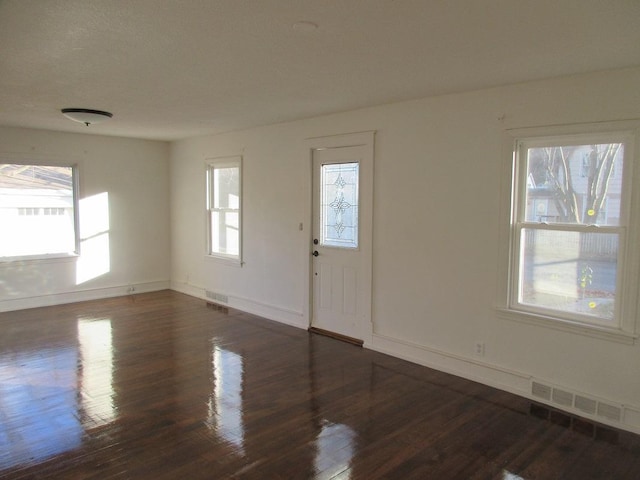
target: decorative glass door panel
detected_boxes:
[320,162,359,249]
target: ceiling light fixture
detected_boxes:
[61,108,113,126]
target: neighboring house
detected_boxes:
[0,164,75,257]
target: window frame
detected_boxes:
[0,160,80,262]
[498,122,640,344]
[205,156,242,266]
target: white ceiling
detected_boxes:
[1,0,639,142]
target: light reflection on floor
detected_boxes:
[78,317,115,427]
[0,348,82,469]
[207,345,245,454]
[0,317,116,470]
[503,471,525,480]
[314,420,355,479]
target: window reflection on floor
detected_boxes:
[207,346,245,454]
[313,420,355,479]
[503,470,525,480]
[0,348,82,469]
[78,318,115,427]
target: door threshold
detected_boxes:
[308,327,363,346]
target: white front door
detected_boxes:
[310,135,373,342]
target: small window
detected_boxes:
[206,157,242,264]
[0,163,79,259]
[503,129,639,339]
[320,162,359,249]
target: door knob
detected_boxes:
[312,250,319,257]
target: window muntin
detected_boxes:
[510,134,632,328]
[0,164,78,259]
[206,159,241,262]
[320,162,359,249]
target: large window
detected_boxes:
[206,157,242,264]
[502,127,640,341]
[0,163,79,259]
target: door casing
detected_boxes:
[306,131,375,344]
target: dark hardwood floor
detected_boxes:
[0,291,638,479]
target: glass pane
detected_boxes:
[525,143,623,226]
[519,229,618,321]
[211,211,239,256]
[320,162,359,248]
[0,164,76,257]
[213,167,239,209]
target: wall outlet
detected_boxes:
[127,286,135,294]
[474,342,485,356]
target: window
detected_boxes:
[501,126,640,341]
[0,163,79,259]
[206,157,242,263]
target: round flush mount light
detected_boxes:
[61,108,113,126]
[292,21,318,32]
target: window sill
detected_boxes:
[0,253,79,266]
[205,254,243,268]
[496,308,638,345]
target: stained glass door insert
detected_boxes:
[320,162,359,248]
[311,134,373,341]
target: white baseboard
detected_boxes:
[624,407,640,433]
[368,332,531,396]
[170,281,308,330]
[0,281,170,312]
[169,281,203,300]
[367,332,640,435]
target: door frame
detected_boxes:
[305,131,375,346]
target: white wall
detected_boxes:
[170,67,640,433]
[0,127,171,310]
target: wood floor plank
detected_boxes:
[0,290,638,479]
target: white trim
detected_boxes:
[367,332,640,435]
[498,121,640,340]
[0,253,79,265]
[170,281,307,329]
[229,295,306,329]
[0,162,81,259]
[170,280,207,301]
[205,253,243,267]
[306,131,375,344]
[368,332,531,395]
[205,156,243,265]
[305,130,376,149]
[0,281,170,313]
[496,308,638,345]
[625,407,640,433]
